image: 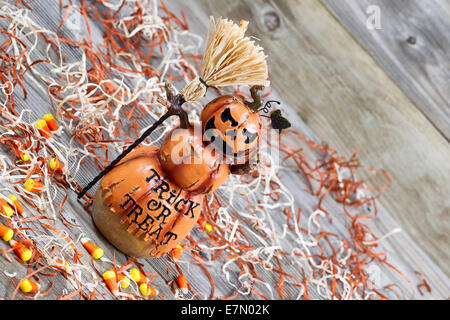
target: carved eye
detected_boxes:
[201,95,263,159]
[220,107,239,127]
[243,129,258,144]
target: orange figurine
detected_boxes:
[90,88,267,258]
[90,83,268,259]
[82,17,276,260]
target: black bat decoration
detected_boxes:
[269,109,291,133]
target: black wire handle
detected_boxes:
[77,111,172,199]
[77,85,189,200]
[258,100,280,114]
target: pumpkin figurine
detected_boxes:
[82,17,271,258]
[91,85,264,257]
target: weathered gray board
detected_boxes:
[320,0,450,283]
[188,0,450,282]
[322,0,450,140]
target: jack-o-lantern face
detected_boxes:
[201,95,263,160]
[159,124,230,193]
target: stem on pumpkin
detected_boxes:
[245,85,265,111]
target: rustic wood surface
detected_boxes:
[185,0,450,279]
[322,0,450,140]
[320,0,450,277]
[0,0,448,300]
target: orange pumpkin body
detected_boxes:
[201,95,263,159]
[159,125,229,193]
[93,145,205,258]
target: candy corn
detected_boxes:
[103,269,118,294]
[8,195,24,215]
[139,283,158,297]
[117,273,130,289]
[49,157,63,173]
[43,114,58,131]
[197,217,213,233]
[10,240,32,262]
[176,275,188,294]
[0,198,14,217]
[35,119,52,138]
[24,178,44,192]
[81,238,104,259]
[54,259,70,272]
[204,223,213,233]
[197,217,206,227]
[170,244,183,261]
[130,268,147,284]
[20,279,40,293]
[19,153,30,162]
[0,224,14,242]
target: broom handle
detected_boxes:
[77,111,172,199]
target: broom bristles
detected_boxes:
[181,17,270,103]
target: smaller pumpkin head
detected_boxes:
[200,95,263,161]
[159,124,229,193]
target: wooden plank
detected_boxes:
[183,0,450,280]
[321,0,450,139]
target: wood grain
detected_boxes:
[183,0,450,277]
[322,0,450,140]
